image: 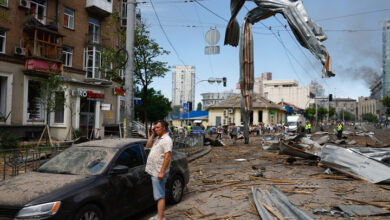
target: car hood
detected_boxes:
[0,172,91,206]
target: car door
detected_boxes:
[109,144,153,215]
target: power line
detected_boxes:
[149,0,187,66]
[317,8,390,22]
[193,0,228,23]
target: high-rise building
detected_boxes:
[309,81,325,98]
[172,65,195,107]
[382,18,390,97]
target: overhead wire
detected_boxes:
[149,0,187,66]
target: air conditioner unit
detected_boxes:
[228,109,233,114]
[14,46,26,56]
[223,118,228,125]
[19,0,30,9]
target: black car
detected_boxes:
[0,138,190,220]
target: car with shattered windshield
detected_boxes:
[0,138,189,220]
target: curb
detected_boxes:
[188,145,212,162]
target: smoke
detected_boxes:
[343,66,380,87]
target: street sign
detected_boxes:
[183,103,188,112]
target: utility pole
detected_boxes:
[124,0,136,138]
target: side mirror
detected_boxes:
[110,165,128,175]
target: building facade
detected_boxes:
[171,65,195,107]
[200,90,237,110]
[206,94,286,126]
[382,18,390,97]
[358,96,381,120]
[0,0,128,141]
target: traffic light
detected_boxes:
[329,94,333,101]
[188,101,192,111]
[223,77,227,87]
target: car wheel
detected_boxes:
[73,204,103,220]
[167,175,184,204]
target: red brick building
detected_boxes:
[0,0,128,140]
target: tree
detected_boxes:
[317,107,328,120]
[362,113,378,123]
[133,21,170,137]
[197,102,202,111]
[329,107,336,118]
[339,110,355,121]
[382,96,390,115]
[36,75,65,146]
[135,88,172,124]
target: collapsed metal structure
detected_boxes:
[225,0,335,144]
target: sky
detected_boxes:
[137,0,390,106]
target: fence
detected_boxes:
[0,145,69,182]
[0,134,207,182]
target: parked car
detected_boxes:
[0,138,190,220]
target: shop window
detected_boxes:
[30,0,47,24]
[0,0,8,7]
[27,80,45,121]
[62,46,73,67]
[0,30,5,53]
[0,76,6,120]
[88,18,100,44]
[64,8,74,29]
[84,46,103,79]
[54,91,65,123]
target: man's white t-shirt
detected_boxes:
[145,133,173,177]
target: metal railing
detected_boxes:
[0,133,207,182]
[0,146,69,182]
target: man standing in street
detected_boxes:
[146,120,172,220]
[229,123,238,145]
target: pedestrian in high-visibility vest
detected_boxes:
[305,121,310,134]
[308,122,312,134]
[337,121,343,139]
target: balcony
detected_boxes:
[86,0,113,17]
[23,17,63,75]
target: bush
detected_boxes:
[362,113,378,123]
[72,128,84,140]
[0,130,19,149]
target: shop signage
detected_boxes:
[101,104,111,110]
[71,89,105,99]
[113,88,125,96]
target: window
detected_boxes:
[84,46,102,79]
[121,0,127,27]
[27,80,45,121]
[0,30,5,53]
[62,46,73,67]
[88,18,100,44]
[30,0,47,24]
[63,8,74,29]
[54,91,64,123]
[0,76,7,120]
[114,145,144,169]
[0,0,7,7]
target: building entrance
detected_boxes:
[79,97,95,138]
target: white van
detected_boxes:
[286,115,305,132]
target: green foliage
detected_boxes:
[197,102,203,111]
[339,111,355,121]
[329,107,336,117]
[362,113,379,123]
[135,88,172,123]
[317,107,328,120]
[72,128,84,140]
[39,75,65,114]
[0,130,19,149]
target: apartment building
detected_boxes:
[171,65,195,107]
[0,0,128,140]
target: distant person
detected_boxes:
[297,121,304,135]
[305,121,311,134]
[216,125,223,140]
[145,120,172,220]
[229,123,238,145]
[337,121,343,139]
